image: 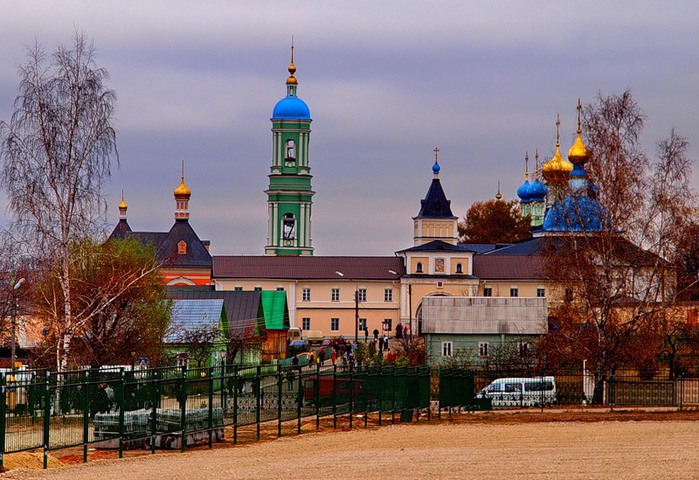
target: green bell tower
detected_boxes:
[265,44,314,256]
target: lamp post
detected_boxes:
[11,277,25,372]
[335,271,359,343]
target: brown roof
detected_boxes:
[213,256,404,280]
[473,255,546,280]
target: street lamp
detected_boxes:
[11,277,25,372]
[335,271,359,343]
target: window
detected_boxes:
[456,263,463,274]
[483,286,492,297]
[479,342,489,357]
[177,240,187,255]
[537,287,545,298]
[383,319,392,332]
[519,341,530,357]
[302,288,311,302]
[510,286,519,297]
[565,288,574,302]
[384,288,393,302]
[282,213,296,240]
[358,318,367,331]
[285,139,296,160]
[416,262,423,273]
[234,286,243,291]
[302,318,311,330]
[442,341,453,357]
[276,287,285,291]
[357,288,367,302]
[254,287,262,292]
[331,288,340,302]
[331,318,339,331]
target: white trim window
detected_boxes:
[510,286,519,297]
[479,342,489,357]
[536,286,545,298]
[384,288,393,302]
[483,286,492,297]
[442,341,453,357]
[302,287,311,302]
[358,318,367,331]
[331,288,340,302]
[331,318,340,331]
[302,317,311,330]
[357,288,367,302]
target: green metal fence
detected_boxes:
[0,363,430,469]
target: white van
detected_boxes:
[477,376,557,407]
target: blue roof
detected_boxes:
[542,196,605,232]
[528,179,548,201]
[166,299,224,343]
[272,96,311,120]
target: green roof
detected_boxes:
[260,290,290,331]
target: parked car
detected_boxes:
[476,376,557,407]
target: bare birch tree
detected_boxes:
[0,32,118,371]
[540,90,696,401]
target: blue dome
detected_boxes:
[432,161,441,175]
[517,180,532,203]
[272,96,311,120]
[542,196,605,232]
[529,179,548,201]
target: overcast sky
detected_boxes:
[1,1,697,256]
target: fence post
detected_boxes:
[82,370,89,463]
[151,371,158,454]
[0,373,6,471]
[315,363,320,430]
[609,374,615,412]
[392,366,396,424]
[378,366,383,426]
[332,364,337,429]
[297,365,302,435]
[678,374,683,412]
[255,366,261,441]
[233,366,238,445]
[43,371,50,469]
[277,364,282,438]
[364,365,369,428]
[208,367,214,448]
[118,369,125,458]
[349,363,354,430]
[180,365,187,453]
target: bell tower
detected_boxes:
[265,42,314,256]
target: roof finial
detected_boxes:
[576,98,582,134]
[525,151,530,181]
[495,181,503,201]
[118,189,128,216]
[555,113,561,148]
[432,147,441,176]
[535,149,540,179]
[286,37,297,85]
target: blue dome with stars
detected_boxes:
[528,178,548,202]
[517,180,532,203]
[542,196,605,232]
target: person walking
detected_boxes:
[331,349,337,366]
[319,348,326,365]
[383,334,389,352]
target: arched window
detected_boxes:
[456,263,463,274]
[416,262,423,273]
[282,213,296,240]
[285,139,296,162]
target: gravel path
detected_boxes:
[3,418,699,479]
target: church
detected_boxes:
[111,47,627,363]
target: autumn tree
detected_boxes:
[0,32,118,371]
[33,238,170,369]
[541,90,696,399]
[171,325,220,369]
[458,199,531,244]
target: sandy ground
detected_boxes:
[3,411,699,479]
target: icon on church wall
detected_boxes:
[435,258,445,273]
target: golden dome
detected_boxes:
[542,114,573,186]
[567,99,589,164]
[118,194,128,210]
[174,176,191,197]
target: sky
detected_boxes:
[0,1,697,256]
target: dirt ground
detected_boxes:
[3,409,699,479]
